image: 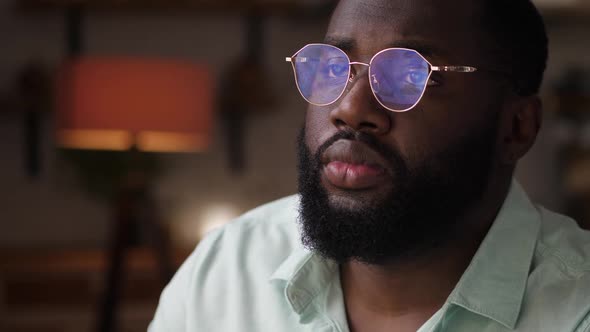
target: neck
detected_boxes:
[340,175,512,319]
[340,237,479,316]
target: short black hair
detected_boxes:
[480,0,549,96]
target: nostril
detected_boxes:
[332,116,382,132]
[359,122,377,130]
[334,119,347,127]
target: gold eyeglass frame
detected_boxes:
[286,43,478,113]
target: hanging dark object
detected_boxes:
[17,61,51,178]
[221,13,276,173]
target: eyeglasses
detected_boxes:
[286,43,478,113]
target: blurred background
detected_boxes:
[0,0,589,331]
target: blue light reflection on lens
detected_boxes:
[370,49,429,111]
[294,45,350,105]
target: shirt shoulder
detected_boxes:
[520,206,590,331]
[215,194,302,258]
[534,206,590,276]
[149,195,303,332]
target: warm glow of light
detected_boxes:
[136,131,210,153]
[199,204,240,236]
[56,130,211,153]
[57,129,133,151]
[175,203,241,246]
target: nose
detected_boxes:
[329,71,391,135]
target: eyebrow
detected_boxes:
[323,36,356,52]
[323,36,447,58]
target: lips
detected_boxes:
[321,140,390,190]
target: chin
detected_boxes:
[323,183,394,212]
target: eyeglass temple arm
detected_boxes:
[286,57,307,63]
[287,57,311,63]
[431,65,477,73]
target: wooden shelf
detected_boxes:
[18,0,337,16]
[540,5,590,23]
[0,247,191,274]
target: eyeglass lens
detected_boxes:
[293,44,351,106]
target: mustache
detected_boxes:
[313,130,406,172]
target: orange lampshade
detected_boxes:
[56,57,213,152]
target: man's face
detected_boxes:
[297,0,506,264]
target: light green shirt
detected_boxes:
[149,182,590,331]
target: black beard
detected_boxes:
[296,120,498,265]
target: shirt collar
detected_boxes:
[270,248,338,315]
[270,180,541,329]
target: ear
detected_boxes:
[498,96,542,165]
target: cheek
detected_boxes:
[421,80,498,134]
[304,105,338,152]
[397,101,496,163]
[383,106,449,160]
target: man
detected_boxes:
[150,0,590,331]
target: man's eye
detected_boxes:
[401,69,440,87]
[426,77,440,87]
[427,72,442,87]
[404,70,428,86]
[327,62,349,78]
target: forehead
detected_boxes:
[326,0,485,62]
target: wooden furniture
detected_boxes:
[0,248,190,332]
[17,0,590,20]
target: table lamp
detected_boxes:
[55,57,213,332]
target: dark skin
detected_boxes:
[303,0,542,331]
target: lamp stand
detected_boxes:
[97,162,174,332]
